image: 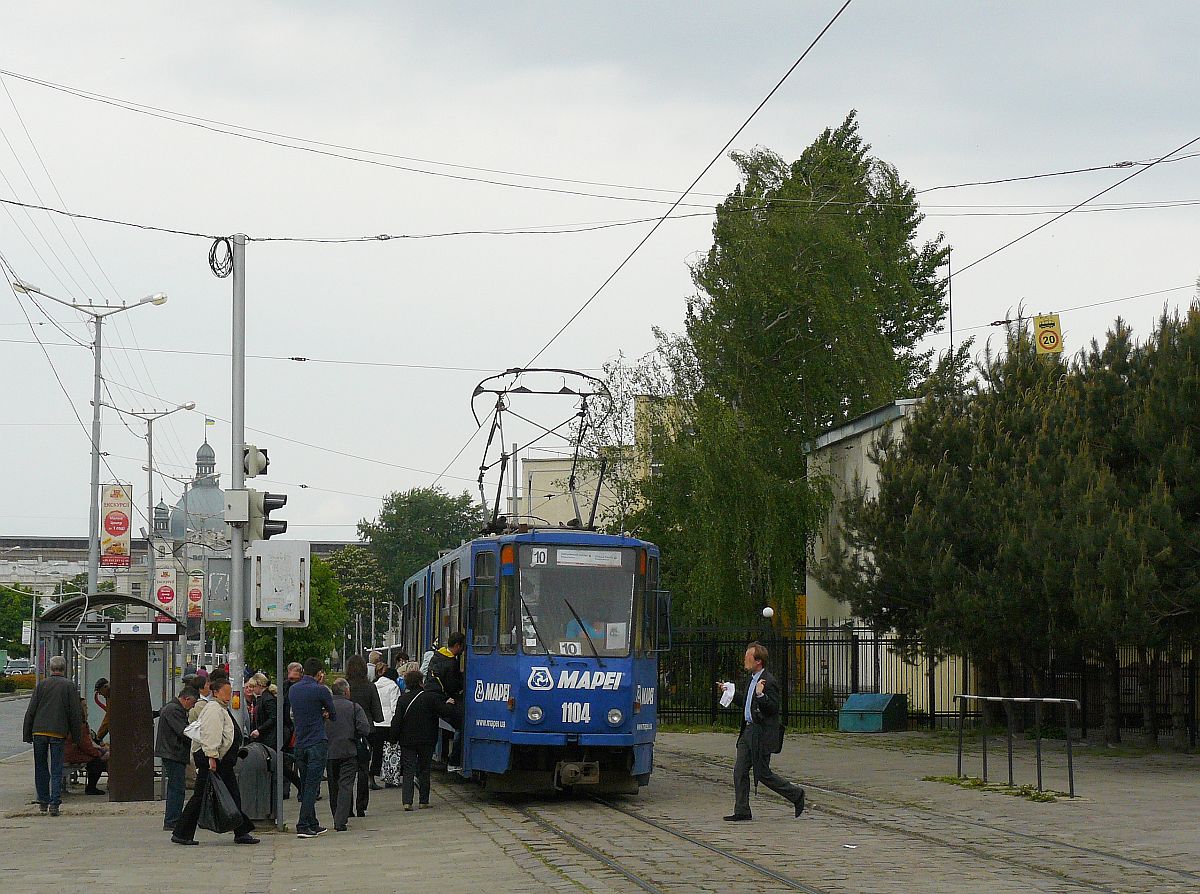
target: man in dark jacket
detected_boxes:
[290,658,336,839]
[720,642,805,821]
[156,686,198,831]
[22,655,83,816]
[424,632,465,769]
[324,678,372,831]
[390,670,441,809]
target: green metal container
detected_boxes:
[838,693,908,732]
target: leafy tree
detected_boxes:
[325,545,387,643]
[358,487,481,600]
[637,112,948,623]
[0,585,32,658]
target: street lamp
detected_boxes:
[10,281,167,608]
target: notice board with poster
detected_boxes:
[100,484,133,567]
[186,569,204,639]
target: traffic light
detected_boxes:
[244,444,270,478]
[246,489,287,541]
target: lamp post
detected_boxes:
[11,281,166,608]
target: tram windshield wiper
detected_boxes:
[521,597,555,664]
[563,598,605,667]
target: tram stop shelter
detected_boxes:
[36,594,182,802]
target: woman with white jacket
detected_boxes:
[171,676,258,846]
[370,662,400,788]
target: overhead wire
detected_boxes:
[4,66,1198,208]
[524,0,855,368]
[955,284,1196,332]
[952,134,1200,279]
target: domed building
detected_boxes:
[170,440,227,545]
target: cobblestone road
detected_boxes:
[0,730,1196,893]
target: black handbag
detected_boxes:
[198,773,243,833]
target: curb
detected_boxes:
[0,690,32,702]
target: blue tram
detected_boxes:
[397,528,669,793]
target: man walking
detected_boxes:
[290,657,336,839]
[22,655,83,816]
[324,678,371,831]
[156,686,198,832]
[720,642,805,821]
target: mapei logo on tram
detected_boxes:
[526,667,625,691]
[474,681,512,702]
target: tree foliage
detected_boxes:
[629,113,947,624]
[819,306,1200,747]
[358,487,481,600]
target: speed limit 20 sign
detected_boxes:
[1034,313,1063,355]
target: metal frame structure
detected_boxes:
[955,694,1080,798]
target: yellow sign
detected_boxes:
[1034,313,1063,354]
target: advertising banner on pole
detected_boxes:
[155,566,177,622]
[100,484,133,568]
[186,569,204,639]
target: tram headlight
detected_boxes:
[527,705,544,724]
[606,708,624,727]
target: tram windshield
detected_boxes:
[518,544,636,657]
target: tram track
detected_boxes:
[656,745,1197,892]
[431,772,832,894]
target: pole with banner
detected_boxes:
[100,484,133,570]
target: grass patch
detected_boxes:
[923,774,1059,802]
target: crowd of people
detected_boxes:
[22,640,465,844]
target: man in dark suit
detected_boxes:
[720,641,805,821]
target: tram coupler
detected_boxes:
[554,760,600,788]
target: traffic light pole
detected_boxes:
[229,233,248,716]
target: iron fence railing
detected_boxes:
[659,627,1198,743]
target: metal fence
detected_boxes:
[659,627,1199,743]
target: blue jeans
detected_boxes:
[33,735,65,808]
[162,758,187,827]
[293,741,328,832]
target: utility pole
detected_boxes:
[511,441,518,521]
[229,233,248,712]
[10,283,166,611]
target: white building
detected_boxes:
[804,399,921,624]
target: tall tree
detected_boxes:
[358,487,481,600]
[639,112,948,623]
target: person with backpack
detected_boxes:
[717,641,805,822]
[389,669,440,810]
[424,632,466,770]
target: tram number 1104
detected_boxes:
[562,702,591,723]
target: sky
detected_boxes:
[1,1,1197,544]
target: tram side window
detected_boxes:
[498,573,518,653]
[470,551,497,652]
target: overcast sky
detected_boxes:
[2,1,1197,544]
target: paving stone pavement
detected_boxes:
[0,730,1196,892]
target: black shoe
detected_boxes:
[723,813,752,822]
[171,836,198,846]
[356,809,366,818]
[84,787,105,795]
[163,823,176,832]
[334,824,347,832]
[369,781,382,791]
[794,790,806,817]
[234,834,260,845]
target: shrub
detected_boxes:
[0,678,15,693]
[5,673,36,689]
